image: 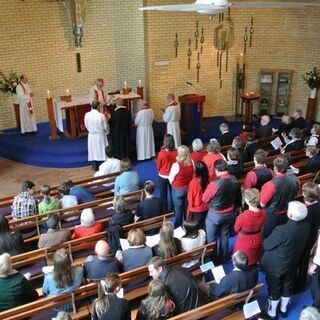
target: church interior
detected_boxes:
[0,0,320,319]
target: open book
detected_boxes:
[270,136,283,150]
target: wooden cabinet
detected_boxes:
[259,68,293,117]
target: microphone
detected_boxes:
[186,81,193,86]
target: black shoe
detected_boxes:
[261,311,278,320]
[279,310,288,318]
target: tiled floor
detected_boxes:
[0,158,92,198]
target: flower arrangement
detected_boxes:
[0,71,19,94]
[302,67,320,90]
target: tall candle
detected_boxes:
[239,53,245,70]
[124,81,127,89]
[66,89,69,95]
[47,90,51,99]
[138,80,142,88]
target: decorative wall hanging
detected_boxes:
[188,38,192,69]
[200,28,205,54]
[249,17,254,47]
[196,52,201,83]
[195,21,199,50]
[174,33,179,58]
[214,9,234,88]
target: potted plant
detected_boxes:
[302,67,320,99]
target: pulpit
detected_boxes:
[240,92,261,125]
[179,94,205,136]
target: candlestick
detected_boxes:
[66,89,69,95]
[138,80,142,88]
[47,90,51,99]
[124,81,127,89]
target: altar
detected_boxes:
[47,91,142,139]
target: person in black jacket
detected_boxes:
[210,251,258,300]
[218,123,235,147]
[290,109,306,131]
[296,183,320,292]
[261,201,310,319]
[256,115,272,139]
[110,196,134,227]
[91,274,130,320]
[281,127,304,153]
[84,240,121,281]
[136,180,163,222]
[147,256,203,315]
[298,146,320,176]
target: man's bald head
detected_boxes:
[261,115,270,126]
[95,240,110,259]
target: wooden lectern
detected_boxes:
[240,92,261,125]
[179,94,205,136]
[306,97,317,122]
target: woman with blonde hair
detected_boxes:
[233,188,266,265]
[152,221,181,259]
[116,228,152,271]
[169,145,194,227]
[137,279,175,320]
[110,196,134,227]
[157,134,178,212]
[92,274,130,320]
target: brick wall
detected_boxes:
[0,0,319,129]
[144,0,320,120]
[0,0,145,129]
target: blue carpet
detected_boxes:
[0,117,282,168]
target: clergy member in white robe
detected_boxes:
[89,78,112,113]
[134,101,155,161]
[84,101,109,171]
[16,75,37,134]
[162,93,181,148]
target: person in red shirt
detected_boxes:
[239,124,256,144]
[203,139,225,182]
[187,161,209,228]
[72,208,103,239]
[157,134,177,213]
[233,188,266,265]
[169,145,194,227]
[243,149,273,191]
[190,138,207,164]
[260,156,300,238]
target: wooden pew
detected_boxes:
[0,171,121,210]
[8,189,144,245]
[168,283,263,320]
[11,212,175,281]
[0,242,215,320]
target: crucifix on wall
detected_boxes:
[59,0,87,47]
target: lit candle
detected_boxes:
[239,53,245,70]
[66,89,69,95]
[124,81,127,89]
[47,90,51,99]
[138,80,142,88]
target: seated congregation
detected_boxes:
[1,109,320,320]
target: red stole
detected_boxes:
[19,82,33,115]
[94,89,105,103]
[169,101,178,106]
